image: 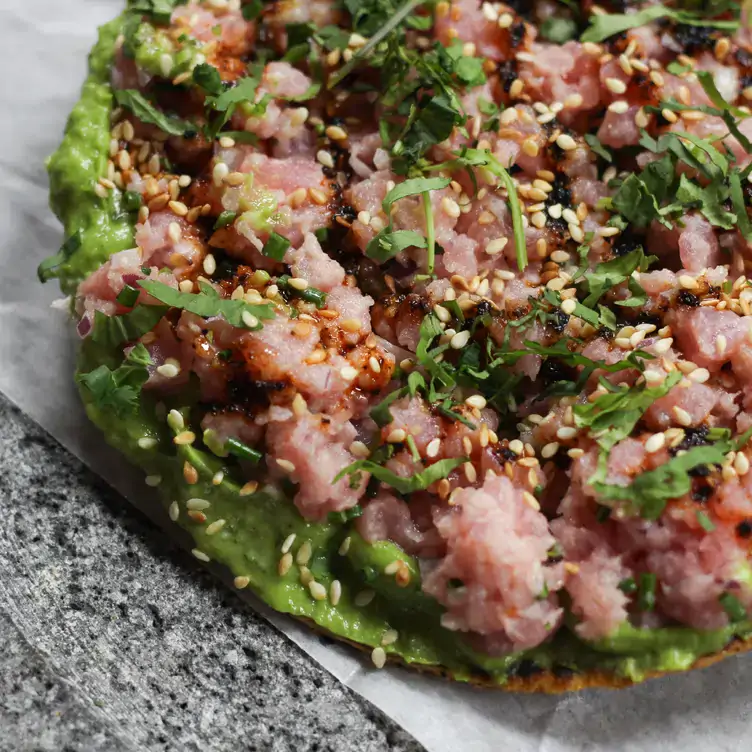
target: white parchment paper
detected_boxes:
[1,2,751,749]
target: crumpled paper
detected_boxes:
[1,1,750,749]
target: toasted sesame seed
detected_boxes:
[450,330,471,349]
[465,394,487,409]
[202,254,217,275]
[234,576,250,589]
[288,276,309,291]
[689,367,710,384]
[309,581,328,600]
[242,310,259,329]
[387,428,407,443]
[340,365,359,382]
[368,356,382,373]
[281,533,297,555]
[608,100,629,114]
[497,11,514,28]
[521,137,539,157]
[485,237,508,255]
[355,589,375,607]
[309,187,328,205]
[277,458,297,474]
[173,430,196,446]
[541,442,559,459]
[645,433,666,453]
[206,519,226,536]
[168,501,179,521]
[381,629,399,646]
[325,125,348,141]
[186,498,210,512]
[523,491,540,510]
[673,406,693,427]
[192,549,211,563]
[278,552,293,575]
[605,77,627,94]
[556,133,577,151]
[441,196,461,218]
[239,480,258,496]
[338,536,352,556]
[716,334,727,355]
[653,338,673,354]
[735,452,750,476]
[678,274,698,290]
[561,298,577,315]
[464,462,477,483]
[328,579,342,605]
[371,646,387,668]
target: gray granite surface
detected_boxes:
[0,393,425,752]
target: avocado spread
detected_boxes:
[43,2,752,689]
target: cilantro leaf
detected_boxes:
[38,230,83,283]
[192,62,223,96]
[114,89,196,137]
[77,343,153,417]
[138,280,274,329]
[90,305,168,349]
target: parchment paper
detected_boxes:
[1,2,750,749]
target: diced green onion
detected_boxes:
[618,577,637,595]
[719,592,747,623]
[214,210,237,229]
[262,231,291,261]
[226,437,263,463]
[637,572,657,611]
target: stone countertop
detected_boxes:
[0,393,424,752]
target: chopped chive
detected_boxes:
[116,284,140,308]
[278,275,328,308]
[226,437,263,463]
[406,434,421,463]
[423,190,437,274]
[637,572,657,611]
[214,210,237,229]
[618,577,637,594]
[695,510,716,532]
[262,231,291,261]
[123,190,142,212]
[719,592,747,623]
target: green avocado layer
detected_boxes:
[47,14,752,687]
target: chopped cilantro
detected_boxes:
[116,284,141,308]
[114,89,195,137]
[90,306,168,349]
[37,230,83,283]
[334,456,466,495]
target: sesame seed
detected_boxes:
[556,133,577,151]
[564,93,584,108]
[355,589,375,607]
[497,11,514,28]
[531,211,547,229]
[450,330,471,349]
[661,108,678,124]
[167,221,182,243]
[242,310,259,329]
[605,77,627,94]
[340,365,359,381]
[179,280,194,293]
[371,646,387,668]
[369,356,382,373]
[186,498,211,510]
[509,439,524,455]
[277,458,296,474]
[309,188,328,205]
[288,276,309,291]
[212,471,224,486]
[673,406,693,427]
[309,581,328,600]
[278,553,293,576]
[329,580,342,605]
[485,237,508,255]
[296,540,312,566]
[225,171,246,186]
[716,334,727,355]
[138,437,158,450]
[689,368,710,384]
[568,448,585,459]
[192,549,210,563]
[382,629,399,646]
[521,138,539,157]
[202,253,217,276]
[206,519,226,536]
[523,491,540,510]
[234,576,250,589]
[465,394,487,409]
[325,125,348,141]
[561,298,577,315]
[281,533,297,554]
[735,452,750,476]
[653,338,673,354]
[541,442,559,458]
[173,430,196,446]
[608,100,629,114]
[168,501,179,521]
[464,463,477,483]
[645,433,666,453]
[338,536,352,556]
[156,361,180,378]
[299,566,313,585]
[316,149,335,168]
[441,196,461,218]
[678,274,698,290]
[387,428,407,443]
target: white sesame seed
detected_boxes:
[168,501,179,521]
[485,237,508,255]
[192,549,210,562]
[562,208,579,226]
[561,298,577,315]
[202,254,216,276]
[673,406,693,427]
[338,536,352,556]
[167,222,182,244]
[281,533,297,554]
[678,274,698,290]
[242,310,259,329]
[357,210,371,225]
[278,553,293,576]
[138,437,158,450]
[541,442,559,459]
[509,439,524,455]
[355,589,375,607]
[605,77,627,94]
[212,162,229,185]
[450,330,471,349]
[179,280,194,293]
[465,395,487,409]
[426,438,441,458]
[607,100,630,114]
[277,458,296,474]
[186,499,210,512]
[716,334,727,355]
[653,338,673,354]
[309,581,328,600]
[330,580,342,606]
[522,491,540,510]
[340,365,359,381]
[735,452,750,476]
[645,433,666,453]
[387,428,407,443]
[316,149,335,169]
[371,646,387,669]
[288,277,309,291]
[234,576,250,589]
[369,356,382,373]
[325,125,348,141]
[689,367,710,384]
[556,134,577,151]
[206,519,226,536]
[381,629,399,646]
[296,540,312,566]
[441,196,461,218]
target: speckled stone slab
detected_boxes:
[0,393,425,752]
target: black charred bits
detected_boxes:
[737,520,752,538]
[678,289,701,307]
[539,358,574,386]
[549,309,570,333]
[691,482,714,503]
[511,659,543,678]
[676,425,710,452]
[509,21,526,48]
[612,235,642,257]
[497,60,518,94]
[670,23,720,54]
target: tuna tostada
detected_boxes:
[42,0,752,691]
